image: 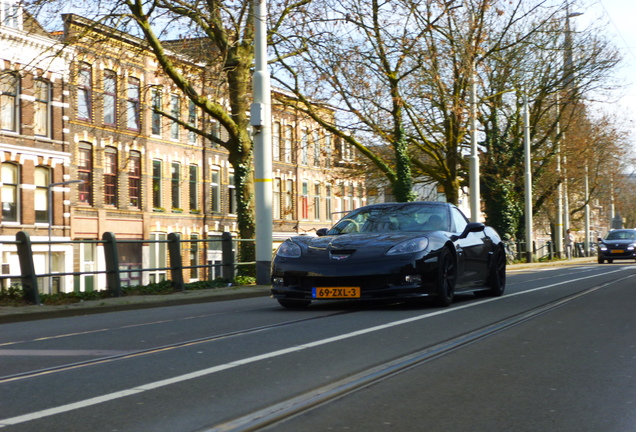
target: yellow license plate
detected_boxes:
[611,250,623,254]
[312,287,361,299]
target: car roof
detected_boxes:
[362,201,451,208]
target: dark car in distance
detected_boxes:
[597,229,636,264]
[270,202,507,308]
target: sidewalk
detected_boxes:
[0,257,596,324]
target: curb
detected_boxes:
[0,286,271,324]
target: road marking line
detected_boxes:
[0,267,631,428]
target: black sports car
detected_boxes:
[597,229,636,264]
[270,202,506,308]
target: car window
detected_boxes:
[328,204,450,234]
[451,207,468,234]
[605,230,636,241]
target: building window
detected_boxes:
[188,100,197,144]
[104,147,118,206]
[273,178,281,219]
[189,164,198,211]
[77,64,92,121]
[152,160,162,209]
[1,162,18,222]
[128,151,141,208]
[78,143,92,205]
[313,182,321,220]
[207,235,222,280]
[228,171,237,214]
[348,184,355,210]
[300,129,309,165]
[210,167,220,213]
[2,1,20,28]
[126,77,140,130]
[210,119,220,141]
[34,79,51,137]
[190,233,199,280]
[325,184,332,222]
[34,166,49,223]
[325,134,332,168]
[340,183,346,212]
[300,180,309,219]
[171,162,181,210]
[170,94,180,140]
[103,70,117,126]
[284,179,293,220]
[151,87,162,136]
[284,125,293,163]
[0,72,18,132]
[313,131,321,167]
[149,232,167,283]
[272,122,280,161]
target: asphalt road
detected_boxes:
[1,261,634,432]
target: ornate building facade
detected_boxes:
[0,4,366,293]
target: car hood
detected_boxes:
[292,233,427,252]
[601,238,635,246]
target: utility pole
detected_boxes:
[251,0,273,284]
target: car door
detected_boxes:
[451,207,488,286]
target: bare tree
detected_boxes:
[272,0,466,202]
[477,2,623,240]
[25,0,311,265]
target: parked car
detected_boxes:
[270,202,506,308]
[597,229,636,264]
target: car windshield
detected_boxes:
[328,204,449,234]
[605,230,636,241]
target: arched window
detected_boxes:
[189,164,198,211]
[0,72,19,132]
[210,167,220,213]
[187,100,198,144]
[272,122,280,161]
[77,63,92,121]
[170,94,180,140]
[34,166,50,223]
[151,87,162,136]
[34,79,51,137]
[152,159,162,209]
[104,147,118,206]
[1,162,18,222]
[171,162,181,209]
[103,70,117,126]
[126,77,140,130]
[128,150,141,208]
[78,143,92,204]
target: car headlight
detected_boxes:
[386,238,429,255]
[599,245,608,251]
[628,244,635,251]
[276,241,302,258]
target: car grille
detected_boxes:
[284,275,398,292]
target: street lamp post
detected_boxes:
[523,89,533,263]
[251,0,273,285]
[469,68,480,222]
[48,179,83,294]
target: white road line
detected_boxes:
[0,267,631,428]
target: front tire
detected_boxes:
[434,247,456,307]
[485,247,506,297]
[598,255,604,264]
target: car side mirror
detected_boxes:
[597,237,602,242]
[316,228,329,237]
[454,222,485,240]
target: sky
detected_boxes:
[582,0,636,145]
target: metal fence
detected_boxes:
[3,231,255,305]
